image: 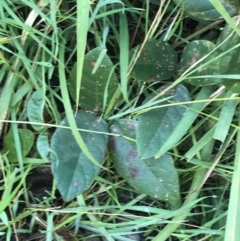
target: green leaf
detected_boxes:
[50,110,108,201]
[222,79,240,93]
[216,16,240,92]
[69,47,118,111]
[130,40,177,82]
[136,84,190,159]
[3,129,34,162]
[37,131,50,159]
[110,119,181,209]
[173,0,236,20]
[216,16,240,64]
[179,40,222,86]
[155,86,214,158]
[27,90,45,131]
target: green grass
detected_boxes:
[0,0,240,240]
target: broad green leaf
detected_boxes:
[130,40,177,82]
[27,90,45,131]
[37,131,50,159]
[173,0,236,20]
[155,86,214,158]
[2,129,34,162]
[179,40,222,86]
[50,110,108,202]
[222,78,240,94]
[137,84,190,159]
[69,47,118,111]
[216,16,240,61]
[110,119,181,209]
[216,16,240,92]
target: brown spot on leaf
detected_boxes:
[129,166,139,179]
[128,121,138,130]
[190,53,200,66]
[90,61,96,67]
[146,76,158,82]
[141,50,147,57]
[127,149,138,160]
[108,137,116,154]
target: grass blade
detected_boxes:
[58,43,103,169]
[184,126,216,161]
[214,91,239,142]
[76,0,90,106]
[224,106,240,241]
[119,12,130,104]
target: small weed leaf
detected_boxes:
[173,0,236,20]
[136,84,190,159]
[27,90,45,131]
[110,119,181,209]
[50,110,108,202]
[130,40,177,82]
[216,16,240,92]
[2,129,34,162]
[37,131,50,159]
[69,47,118,111]
[179,40,222,86]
